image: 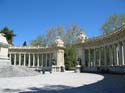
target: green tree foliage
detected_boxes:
[64,45,77,70]
[0,27,16,44]
[56,25,64,40]
[101,14,125,35]
[30,35,47,46]
[47,27,56,45]
[22,41,27,46]
[65,26,72,44]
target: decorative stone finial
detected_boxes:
[54,36,64,47]
[76,31,87,44]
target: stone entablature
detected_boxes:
[9,46,55,53]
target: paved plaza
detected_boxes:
[0,71,125,93]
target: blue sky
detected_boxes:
[0,0,125,45]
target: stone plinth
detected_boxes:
[75,65,81,73]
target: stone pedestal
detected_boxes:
[0,33,11,67]
[75,65,81,73]
[0,57,11,67]
[51,65,61,72]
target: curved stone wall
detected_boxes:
[76,25,125,73]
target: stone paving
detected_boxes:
[0,71,125,93]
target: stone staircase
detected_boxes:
[0,66,39,78]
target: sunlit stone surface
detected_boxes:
[0,72,104,93]
[0,72,125,93]
[0,33,10,66]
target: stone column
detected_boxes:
[99,48,101,66]
[49,53,51,66]
[14,54,16,65]
[94,48,96,66]
[116,44,119,66]
[9,53,12,62]
[83,49,86,66]
[113,45,117,66]
[28,54,31,67]
[19,53,21,66]
[37,54,39,67]
[41,54,43,67]
[104,46,107,66]
[109,45,113,66]
[46,53,48,67]
[24,54,26,66]
[119,43,122,66]
[88,49,91,67]
[122,41,125,66]
[33,54,35,67]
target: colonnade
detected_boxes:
[86,41,125,67]
[9,53,53,67]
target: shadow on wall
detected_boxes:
[2,74,125,93]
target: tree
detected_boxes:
[30,35,43,46]
[0,27,16,44]
[46,27,56,45]
[101,14,125,35]
[22,41,27,46]
[64,45,77,70]
[64,24,85,70]
[56,25,64,40]
[64,24,84,45]
[65,26,72,45]
[72,24,79,42]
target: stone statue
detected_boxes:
[75,58,81,73]
[54,36,64,47]
[77,31,87,44]
[0,33,11,66]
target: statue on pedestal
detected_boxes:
[0,33,11,66]
[75,58,81,73]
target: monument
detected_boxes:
[0,33,11,66]
[75,31,87,72]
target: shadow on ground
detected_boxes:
[2,74,125,93]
